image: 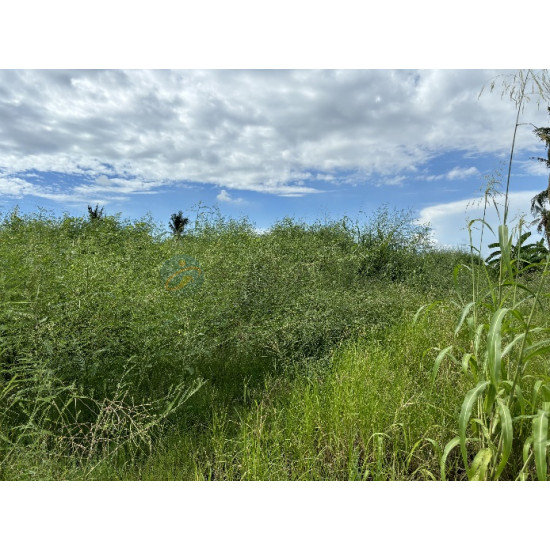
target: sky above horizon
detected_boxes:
[1,69,549,251]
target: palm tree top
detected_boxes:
[169,210,190,237]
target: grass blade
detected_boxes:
[461,353,478,379]
[522,339,550,364]
[459,381,490,478]
[470,448,493,480]
[487,308,508,387]
[431,346,454,387]
[498,225,513,280]
[533,409,548,481]
[455,302,474,337]
[494,398,513,480]
[440,436,460,481]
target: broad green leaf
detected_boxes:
[474,323,486,356]
[494,398,513,480]
[501,332,527,359]
[459,381,490,476]
[498,225,513,280]
[533,409,549,481]
[471,448,493,481]
[487,308,508,387]
[461,353,478,379]
[484,384,497,417]
[532,380,543,410]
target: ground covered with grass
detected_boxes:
[1,206,548,480]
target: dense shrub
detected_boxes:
[0,206,475,478]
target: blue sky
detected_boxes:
[1,69,549,251]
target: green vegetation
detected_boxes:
[87,204,104,221]
[435,69,550,481]
[1,204,483,480]
[169,210,190,238]
[485,231,547,276]
[3,195,548,480]
[2,70,550,481]
[1,197,550,480]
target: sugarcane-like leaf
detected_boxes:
[459,381,490,477]
[533,409,549,481]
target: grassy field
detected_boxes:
[1,204,549,480]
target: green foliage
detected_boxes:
[0,209,201,477]
[530,107,550,245]
[486,230,548,275]
[169,210,189,238]
[436,73,550,481]
[87,204,104,221]
[356,206,432,282]
[0,205,491,479]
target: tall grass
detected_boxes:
[435,70,550,481]
[134,310,465,481]
[0,204,470,479]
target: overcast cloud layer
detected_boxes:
[1,69,549,205]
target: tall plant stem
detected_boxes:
[503,76,527,228]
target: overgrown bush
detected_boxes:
[355,206,432,282]
[0,205,473,478]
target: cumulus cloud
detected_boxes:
[418,190,541,253]
[0,69,548,201]
[447,166,480,180]
[0,170,131,205]
[517,159,550,177]
[424,166,480,181]
[0,175,38,197]
[216,189,245,204]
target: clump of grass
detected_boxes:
[435,69,550,481]
[0,353,202,479]
[435,217,550,480]
[134,309,465,481]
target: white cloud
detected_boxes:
[373,175,406,187]
[216,189,245,204]
[0,170,133,205]
[447,166,480,180]
[0,175,38,197]
[425,166,480,181]
[418,190,542,253]
[0,70,548,202]
[517,158,550,177]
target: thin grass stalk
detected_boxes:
[503,74,527,227]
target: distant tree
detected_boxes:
[530,107,550,247]
[87,204,104,221]
[169,210,190,238]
